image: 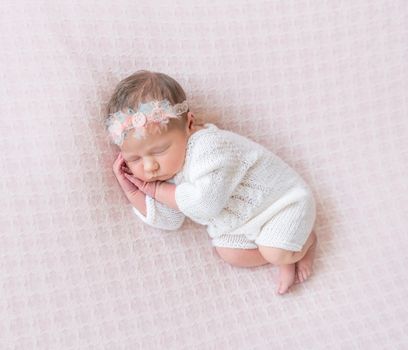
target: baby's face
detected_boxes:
[120,123,191,182]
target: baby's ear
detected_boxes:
[187,111,195,126]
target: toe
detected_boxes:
[294,270,299,283]
[298,270,304,283]
[278,285,288,295]
[296,271,302,283]
[302,271,308,282]
[277,281,290,295]
[302,268,312,281]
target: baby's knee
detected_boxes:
[257,246,294,265]
[215,247,269,268]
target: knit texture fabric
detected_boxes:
[132,178,185,230]
[133,123,316,250]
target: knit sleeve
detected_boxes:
[132,195,186,230]
[175,136,255,223]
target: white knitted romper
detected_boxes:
[133,123,316,251]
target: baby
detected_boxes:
[105,70,317,295]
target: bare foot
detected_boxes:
[295,232,317,284]
[276,263,296,295]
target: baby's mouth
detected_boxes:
[149,174,169,182]
[146,174,160,181]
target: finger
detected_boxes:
[119,175,140,192]
[124,173,142,187]
[115,153,120,163]
[117,156,126,167]
[114,154,123,167]
[114,159,123,173]
[115,153,123,165]
[114,162,127,177]
[126,174,142,184]
[122,166,132,175]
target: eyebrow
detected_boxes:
[124,143,171,160]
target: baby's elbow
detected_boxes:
[160,217,186,231]
[167,222,184,231]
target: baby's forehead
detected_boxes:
[121,128,172,152]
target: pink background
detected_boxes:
[1,0,407,349]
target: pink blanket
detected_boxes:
[1,0,407,348]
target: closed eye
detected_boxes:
[152,149,168,155]
[151,144,170,155]
[127,158,140,163]
[126,145,170,162]
[127,149,167,162]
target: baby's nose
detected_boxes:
[143,158,159,172]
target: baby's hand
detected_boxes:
[123,173,161,199]
[112,152,141,194]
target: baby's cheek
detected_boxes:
[166,153,184,172]
[128,163,142,176]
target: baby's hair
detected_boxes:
[105,70,189,131]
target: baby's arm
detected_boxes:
[123,174,178,210]
[132,194,185,230]
[155,182,178,210]
[122,173,185,230]
[113,153,147,215]
[126,190,147,216]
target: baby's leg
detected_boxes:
[276,263,296,295]
[215,247,270,268]
[295,231,318,283]
[257,232,318,293]
[258,231,317,266]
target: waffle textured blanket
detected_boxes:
[1,1,407,349]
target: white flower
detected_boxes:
[131,112,147,128]
[109,120,124,136]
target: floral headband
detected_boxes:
[105,99,189,146]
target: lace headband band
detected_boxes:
[105,99,189,146]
